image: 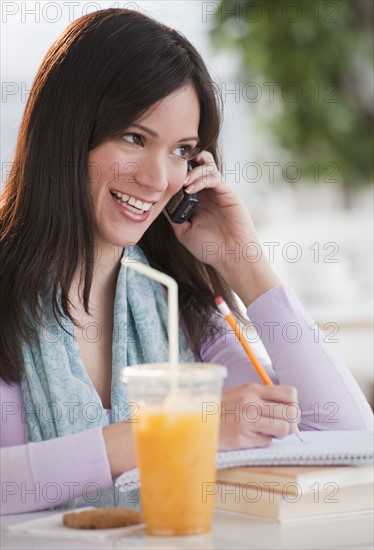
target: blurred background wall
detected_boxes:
[1,1,373,406]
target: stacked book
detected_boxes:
[214,431,374,521]
[215,464,373,521]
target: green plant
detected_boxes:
[209,0,373,193]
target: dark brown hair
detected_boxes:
[0,8,245,384]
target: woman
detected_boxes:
[1,8,372,515]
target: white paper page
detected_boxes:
[216,431,374,468]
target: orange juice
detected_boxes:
[122,363,227,536]
[133,406,220,535]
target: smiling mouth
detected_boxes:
[110,191,154,214]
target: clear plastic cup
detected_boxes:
[121,363,227,536]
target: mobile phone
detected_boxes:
[166,160,199,224]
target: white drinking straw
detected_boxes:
[121,252,179,368]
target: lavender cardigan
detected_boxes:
[1,286,372,514]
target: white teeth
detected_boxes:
[112,192,153,213]
[124,203,144,214]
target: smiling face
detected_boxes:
[87,84,200,252]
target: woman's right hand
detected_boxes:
[219,383,300,450]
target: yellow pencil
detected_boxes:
[214,296,303,442]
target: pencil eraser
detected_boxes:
[214,296,224,306]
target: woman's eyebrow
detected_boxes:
[132,123,198,143]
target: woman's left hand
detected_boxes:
[165,150,281,306]
[166,150,258,270]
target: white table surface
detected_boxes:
[1,509,373,549]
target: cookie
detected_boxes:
[63,507,143,529]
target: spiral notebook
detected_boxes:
[117,431,373,485]
[216,431,374,468]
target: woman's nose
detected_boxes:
[134,156,168,193]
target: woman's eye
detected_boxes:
[122,133,142,145]
[174,145,193,159]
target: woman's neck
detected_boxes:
[69,241,123,408]
[70,240,124,310]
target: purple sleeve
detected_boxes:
[201,285,373,431]
[1,427,113,515]
[0,380,114,515]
